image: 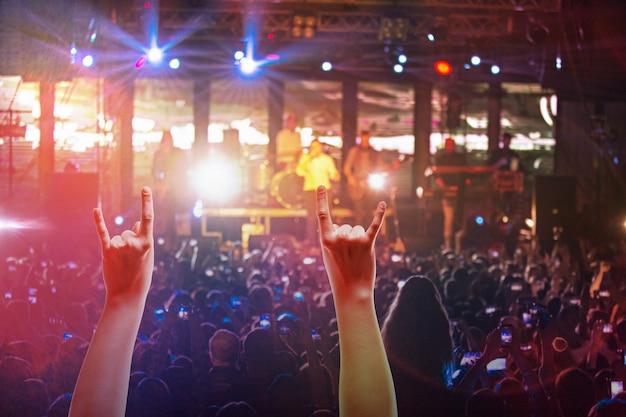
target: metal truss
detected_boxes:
[115,1,559,45]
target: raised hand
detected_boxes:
[315,185,396,417]
[70,187,155,417]
[93,186,154,302]
[316,185,386,302]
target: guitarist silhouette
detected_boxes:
[343,130,384,226]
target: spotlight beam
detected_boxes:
[242,0,262,61]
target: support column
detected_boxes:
[193,76,210,160]
[413,80,432,193]
[341,78,358,204]
[487,82,503,153]
[39,78,55,201]
[268,77,284,173]
[103,75,135,212]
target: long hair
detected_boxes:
[381,275,453,386]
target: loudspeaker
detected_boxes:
[393,205,442,253]
[533,175,577,250]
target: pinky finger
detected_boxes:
[365,201,387,241]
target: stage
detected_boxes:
[198,206,356,249]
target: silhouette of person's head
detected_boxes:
[501,132,512,148]
[216,401,258,417]
[358,130,371,147]
[556,367,595,417]
[241,328,276,378]
[466,388,506,417]
[209,329,240,366]
[588,398,626,417]
[128,376,173,417]
[160,130,174,150]
[381,275,452,384]
[444,137,456,153]
[495,377,532,417]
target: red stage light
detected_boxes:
[267,33,274,40]
[434,60,452,75]
[144,2,151,8]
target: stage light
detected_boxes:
[464,63,471,70]
[0,219,21,230]
[416,186,424,198]
[470,55,481,66]
[147,47,162,64]
[379,17,409,41]
[540,96,553,127]
[144,2,151,8]
[525,218,535,228]
[292,13,317,39]
[434,60,452,76]
[393,64,404,73]
[266,54,280,61]
[234,50,245,60]
[398,54,407,64]
[193,200,203,219]
[135,56,146,68]
[556,55,562,70]
[157,237,165,245]
[114,215,124,226]
[427,23,447,42]
[169,58,180,69]
[475,216,484,225]
[321,61,332,71]
[490,64,500,74]
[70,43,77,64]
[368,173,386,190]
[192,159,242,204]
[82,55,94,67]
[239,57,258,75]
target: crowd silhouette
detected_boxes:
[1,185,626,417]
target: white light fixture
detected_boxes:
[147,47,162,64]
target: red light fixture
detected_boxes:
[434,60,452,75]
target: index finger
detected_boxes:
[138,186,154,238]
[365,201,387,242]
[92,208,111,251]
[316,186,334,238]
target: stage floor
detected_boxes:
[198,206,357,247]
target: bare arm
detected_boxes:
[316,186,397,417]
[589,261,610,297]
[69,187,154,417]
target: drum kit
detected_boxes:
[245,157,304,209]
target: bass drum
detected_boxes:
[270,171,304,209]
